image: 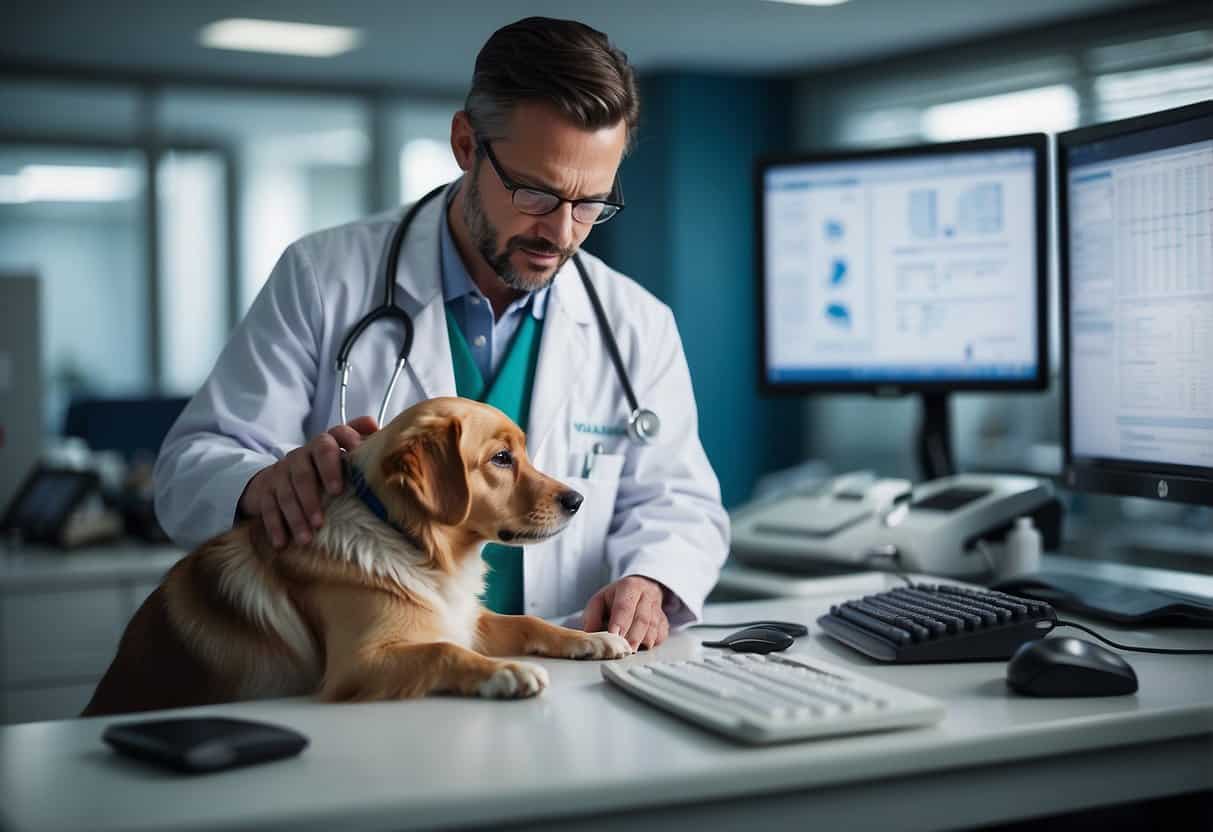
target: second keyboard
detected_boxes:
[817,584,1058,663]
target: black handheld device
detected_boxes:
[102,716,308,774]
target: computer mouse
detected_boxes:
[702,626,795,654]
[733,620,809,638]
[694,620,808,637]
[1006,637,1138,697]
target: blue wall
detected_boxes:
[591,73,804,507]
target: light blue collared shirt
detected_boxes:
[440,184,550,385]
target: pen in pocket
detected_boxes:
[582,442,605,478]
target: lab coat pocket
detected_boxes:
[558,451,625,611]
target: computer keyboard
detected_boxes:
[817,584,1057,663]
[601,653,945,745]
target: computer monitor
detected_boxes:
[757,134,1049,478]
[1058,100,1213,506]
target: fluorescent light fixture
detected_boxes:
[199,18,361,57]
[0,164,139,204]
[922,85,1079,141]
[763,1,851,6]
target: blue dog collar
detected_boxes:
[345,458,410,538]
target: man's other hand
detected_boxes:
[239,416,379,548]
[582,575,669,651]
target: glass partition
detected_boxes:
[0,144,149,430]
[156,89,371,311]
[157,148,229,396]
[381,99,463,208]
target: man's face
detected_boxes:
[460,102,627,293]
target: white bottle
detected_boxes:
[998,516,1042,580]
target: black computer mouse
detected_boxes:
[693,620,809,637]
[1006,637,1138,697]
[743,620,809,638]
[702,626,794,654]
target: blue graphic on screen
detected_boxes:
[825,302,851,328]
[829,258,848,287]
[824,219,844,240]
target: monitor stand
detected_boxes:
[917,392,954,481]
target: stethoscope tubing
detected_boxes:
[572,255,659,443]
[336,183,658,442]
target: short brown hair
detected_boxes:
[465,17,640,153]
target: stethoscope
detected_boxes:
[336,184,661,445]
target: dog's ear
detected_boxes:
[381,416,470,527]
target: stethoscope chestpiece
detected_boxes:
[628,408,661,445]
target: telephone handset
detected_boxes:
[730,473,1061,579]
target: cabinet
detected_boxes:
[0,545,182,724]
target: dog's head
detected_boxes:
[361,397,582,561]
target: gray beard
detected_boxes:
[462,165,572,293]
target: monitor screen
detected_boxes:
[1059,101,1213,504]
[758,135,1048,393]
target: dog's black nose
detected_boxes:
[558,490,584,515]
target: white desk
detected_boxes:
[0,543,184,723]
[716,552,1213,601]
[1,572,1210,832]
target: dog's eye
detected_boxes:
[490,449,514,468]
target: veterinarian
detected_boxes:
[154,17,729,650]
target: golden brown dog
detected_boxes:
[83,397,631,717]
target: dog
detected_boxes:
[82,396,632,716]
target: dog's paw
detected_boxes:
[477,661,549,699]
[562,631,633,660]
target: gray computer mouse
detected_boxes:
[702,626,794,654]
[1006,637,1138,697]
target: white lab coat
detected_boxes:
[154,188,729,627]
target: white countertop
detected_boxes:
[1,574,1210,832]
[718,552,1213,600]
[0,543,183,590]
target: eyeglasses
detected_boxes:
[477,139,624,225]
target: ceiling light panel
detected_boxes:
[199,18,361,58]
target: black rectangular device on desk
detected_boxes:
[102,717,308,774]
[992,572,1213,627]
[817,584,1057,663]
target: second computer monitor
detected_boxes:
[758,134,1049,394]
[1059,100,1213,505]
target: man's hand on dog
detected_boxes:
[582,575,669,651]
[240,416,379,548]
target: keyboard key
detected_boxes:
[818,585,1058,663]
[833,604,913,644]
[866,598,947,637]
[875,596,959,634]
[651,663,795,718]
[894,589,984,628]
[850,600,931,641]
[602,654,946,744]
[702,660,839,716]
